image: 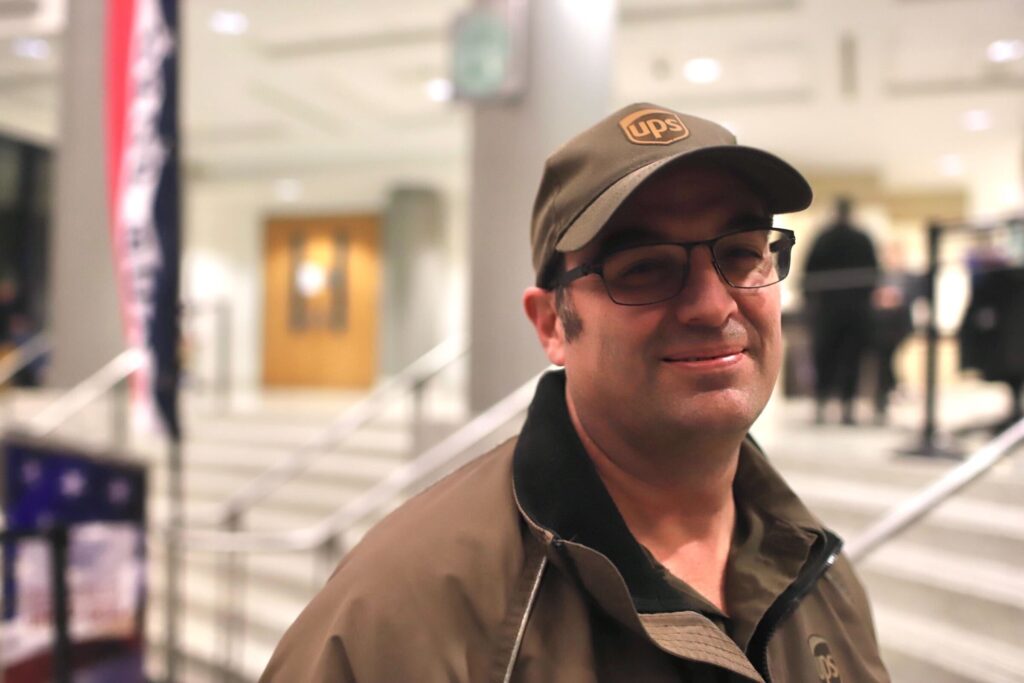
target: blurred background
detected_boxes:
[0,0,1022,681]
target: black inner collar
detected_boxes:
[512,370,712,614]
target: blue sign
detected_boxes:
[1,434,147,683]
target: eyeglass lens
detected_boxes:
[601,228,792,305]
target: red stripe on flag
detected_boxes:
[105,0,140,348]
[105,0,133,230]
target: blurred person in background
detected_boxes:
[869,242,920,425]
[0,275,18,348]
[262,104,890,683]
[803,197,878,425]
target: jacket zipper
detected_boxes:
[746,530,843,683]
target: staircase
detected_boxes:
[143,387,470,683]
[757,394,1024,683]
[4,381,1022,682]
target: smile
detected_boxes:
[663,349,747,367]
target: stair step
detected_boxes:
[875,606,1024,683]
[786,474,1024,564]
[860,542,1024,649]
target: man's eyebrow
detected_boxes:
[727,212,774,230]
[595,213,773,256]
[594,228,663,256]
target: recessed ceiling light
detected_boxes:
[939,154,964,177]
[210,10,249,35]
[986,39,1024,63]
[683,57,721,84]
[962,109,992,132]
[425,78,454,103]
[12,37,49,60]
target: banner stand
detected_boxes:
[0,432,147,683]
[0,526,71,683]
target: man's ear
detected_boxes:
[523,287,566,366]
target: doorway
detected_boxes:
[262,214,380,387]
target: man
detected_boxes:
[802,197,879,425]
[261,103,890,682]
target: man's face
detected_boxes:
[556,163,783,449]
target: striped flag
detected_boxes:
[105,0,181,440]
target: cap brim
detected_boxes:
[555,145,812,252]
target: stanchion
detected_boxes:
[898,222,962,458]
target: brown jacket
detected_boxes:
[262,372,890,683]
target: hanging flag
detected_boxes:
[105,0,182,441]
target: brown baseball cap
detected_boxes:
[531,102,812,286]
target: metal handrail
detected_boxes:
[26,348,145,437]
[0,334,50,385]
[213,337,468,525]
[183,367,548,554]
[190,380,1024,562]
[847,415,1024,562]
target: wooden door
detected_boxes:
[262,215,379,387]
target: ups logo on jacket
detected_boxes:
[619,109,689,145]
[809,635,843,683]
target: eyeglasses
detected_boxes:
[553,227,796,306]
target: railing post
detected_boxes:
[922,222,941,452]
[111,375,130,451]
[411,376,428,457]
[49,525,72,683]
[220,509,244,683]
[215,300,232,414]
[315,535,344,590]
[165,437,184,683]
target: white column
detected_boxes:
[468,0,616,411]
[49,1,123,385]
[380,186,449,374]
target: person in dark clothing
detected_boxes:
[870,272,918,423]
[802,197,878,425]
[0,276,18,346]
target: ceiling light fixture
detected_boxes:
[939,154,964,177]
[962,109,992,132]
[12,37,49,60]
[274,178,302,203]
[425,78,454,103]
[986,39,1024,63]
[683,57,721,84]
[210,10,249,36]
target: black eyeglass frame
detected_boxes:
[551,226,796,306]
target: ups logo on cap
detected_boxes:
[619,108,690,145]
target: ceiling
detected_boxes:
[0,0,1021,205]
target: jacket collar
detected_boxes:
[512,370,705,613]
[512,370,829,613]
[510,370,834,682]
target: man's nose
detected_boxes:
[673,246,738,326]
